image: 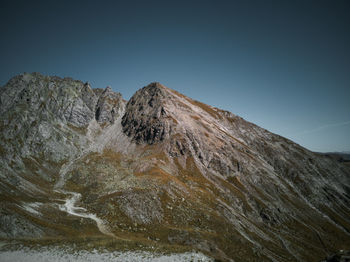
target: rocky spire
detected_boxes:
[121,82,171,144]
[95,86,123,125]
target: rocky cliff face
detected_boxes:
[0,73,349,261]
[122,82,172,144]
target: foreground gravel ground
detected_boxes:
[0,246,213,262]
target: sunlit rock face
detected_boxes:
[0,73,349,262]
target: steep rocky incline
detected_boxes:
[120,81,350,261]
[122,82,350,210]
[0,73,126,239]
[0,73,349,262]
[95,86,124,125]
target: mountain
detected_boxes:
[320,152,350,163]
[0,73,349,261]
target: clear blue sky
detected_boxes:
[1,0,349,152]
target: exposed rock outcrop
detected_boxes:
[95,86,124,125]
[122,82,172,144]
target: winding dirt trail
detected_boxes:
[57,191,115,238]
[53,120,129,239]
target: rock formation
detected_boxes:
[0,72,349,261]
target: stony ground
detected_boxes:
[0,242,212,262]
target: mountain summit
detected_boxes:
[0,73,349,261]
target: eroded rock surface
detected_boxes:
[122,82,173,144]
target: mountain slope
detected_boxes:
[0,73,349,261]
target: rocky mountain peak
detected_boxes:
[0,72,126,133]
[134,82,169,105]
[147,81,165,88]
[1,73,350,262]
[121,82,172,144]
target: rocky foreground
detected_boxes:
[0,241,212,262]
[0,73,349,261]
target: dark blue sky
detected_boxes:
[1,0,349,152]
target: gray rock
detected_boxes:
[95,86,123,124]
[122,82,172,144]
[0,212,44,238]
